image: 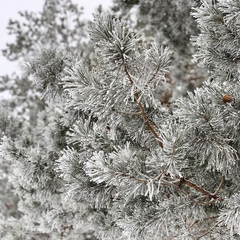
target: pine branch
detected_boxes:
[178,176,224,204]
[117,171,224,205]
[121,55,163,148]
[157,163,225,204]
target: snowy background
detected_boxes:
[0,0,112,76]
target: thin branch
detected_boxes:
[178,176,224,204]
[120,173,147,183]
[160,179,189,197]
[190,197,219,206]
[213,175,225,195]
[189,215,218,228]
[197,220,223,240]
[112,107,142,116]
[135,91,163,147]
[123,62,163,148]
[118,172,224,205]
[178,177,212,196]
[147,62,162,85]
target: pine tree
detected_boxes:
[1,0,240,239]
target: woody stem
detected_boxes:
[123,63,163,148]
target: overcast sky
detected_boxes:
[0,0,112,76]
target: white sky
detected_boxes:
[0,0,112,76]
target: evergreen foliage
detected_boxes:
[1,0,240,239]
[112,0,208,98]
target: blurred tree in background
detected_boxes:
[0,0,95,239]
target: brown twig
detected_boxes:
[178,177,212,196]
[213,175,225,195]
[178,176,224,204]
[122,61,163,148]
[146,62,162,85]
[135,91,163,147]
